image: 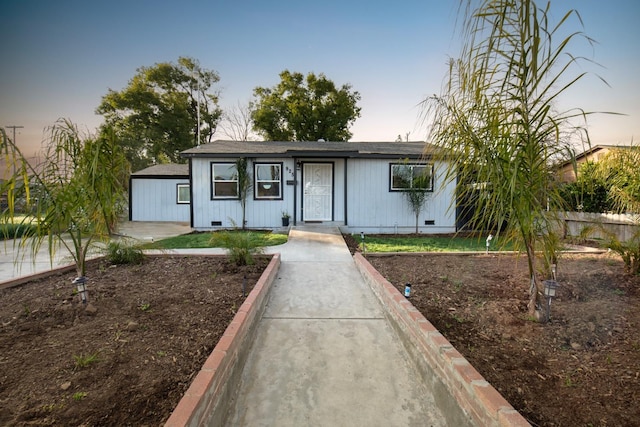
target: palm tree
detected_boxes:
[1,119,129,280]
[426,0,604,321]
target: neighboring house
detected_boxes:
[129,164,190,222]
[558,144,621,182]
[177,140,457,234]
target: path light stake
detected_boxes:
[404,283,412,298]
[543,279,559,322]
[73,276,88,305]
[486,234,493,254]
[360,232,366,256]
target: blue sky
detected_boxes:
[1,0,639,159]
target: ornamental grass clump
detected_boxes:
[209,230,264,266]
[105,241,144,265]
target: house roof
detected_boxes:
[181,140,438,159]
[131,163,189,177]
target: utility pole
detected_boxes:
[5,125,24,145]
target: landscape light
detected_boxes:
[543,279,559,322]
[360,232,366,255]
[73,276,88,305]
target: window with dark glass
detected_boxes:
[390,163,433,191]
[254,163,282,199]
[211,163,238,198]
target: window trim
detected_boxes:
[389,163,434,192]
[176,183,190,204]
[211,162,239,200]
[253,162,283,200]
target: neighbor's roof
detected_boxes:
[131,163,189,177]
[181,140,438,159]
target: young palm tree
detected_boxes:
[426,0,604,321]
[1,119,129,279]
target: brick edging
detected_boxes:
[164,253,281,427]
[354,253,530,427]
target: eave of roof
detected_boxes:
[180,140,438,159]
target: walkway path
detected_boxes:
[224,226,445,426]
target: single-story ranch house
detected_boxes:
[129,140,457,234]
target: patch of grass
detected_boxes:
[355,234,516,253]
[209,230,265,266]
[73,352,99,369]
[143,230,287,250]
[72,392,88,401]
[104,241,144,265]
[0,223,37,240]
[138,302,151,312]
[451,313,466,323]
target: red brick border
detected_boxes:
[354,253,530,427]
[164,253,281,427]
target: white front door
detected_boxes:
[303,163,333,221]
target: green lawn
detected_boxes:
[0,215,38,240]
[357,234,512,253]
[143,230,288,249]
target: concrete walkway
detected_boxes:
[224,226,445,426]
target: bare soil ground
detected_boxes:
[360,244,640,426]
[3,238,639,427]
[0,255,270,426]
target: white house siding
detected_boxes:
[189,156,455,233]
[130,177,190,222]
[191,157,298,230]
[345,158,456,234]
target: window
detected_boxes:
[390,163,433,191]
[211,163,238,198]
[254,163,282,199]
[177,184,190,204]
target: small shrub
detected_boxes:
[105,241,144,265]
[209,230,264,266]
[603,227,640,275]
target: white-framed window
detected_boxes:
[177,183,190,204]
[390,163,434,191]
[254,163,282,199]
[211,162,238,199]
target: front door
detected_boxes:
[303,163,333,221]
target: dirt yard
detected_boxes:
[0,255,270,426]
[365,249,640,427]
[2,241,639,427]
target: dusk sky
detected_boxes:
[1,0,639,160]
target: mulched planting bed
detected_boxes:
[367,251,640,427]
[0,255,270,426]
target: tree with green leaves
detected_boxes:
[425,0,601,322]
[96,56,222,171]
[252,70,361,142]
[1,119,129,282]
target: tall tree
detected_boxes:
[1,119,129,280]
[252,70,361,141]
[425,0,601,322]
[96,56,222,171]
